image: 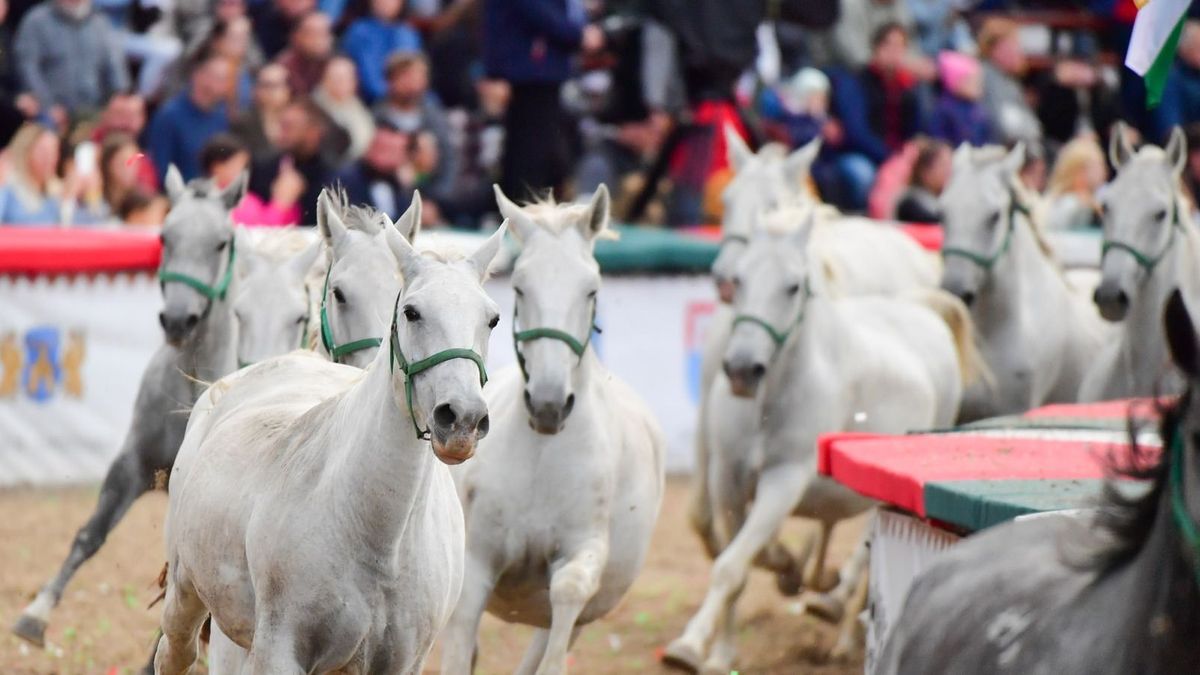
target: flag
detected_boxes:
[1125,0,1192,107]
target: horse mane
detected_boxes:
[1086,394,1182,573]
[516,194,619,241]
[325,186,391,234]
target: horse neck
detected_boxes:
[324,353,435,554]
[1121,225,1200,373]
[175,278,239,391]
[973,218,1059,330]
[1101,494,1200,667]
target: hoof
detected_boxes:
[775,569,803,597]
[12,614,47,648]
[662,638,703,673]
[804,593,845,623]
[700,662,732,675]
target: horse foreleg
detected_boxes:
[205,620,248,675]
[829,556,870,663]
[13,449,152,646]
[440,555,495,675]
[689,399,720,558]
[806,530,870,624]
[513,629,550,675]
[700,601,739,675]
[805,521,837,592]
[664,462,807,671]
[153,573,207,675]
[535,542,607,675]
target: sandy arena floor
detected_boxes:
[1,477,865,674]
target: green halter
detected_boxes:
[1169,432,1200,590]
[388,296,489,440]
[941,196,1031,271]
[319,262,383,363]
[512,300,600,382]
[731,277,813,347]
[720,234,750,248]
[158,236,237,301]
[1101,199,1182,273]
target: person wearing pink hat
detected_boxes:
[927,50,992,146]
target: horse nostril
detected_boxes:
[159,313,168,330]
[524,389,534,415]
[1116,290,1129,307]
[476,414,490,437]
[562,393,576,418]
[960,291,976,306]
[433,403,457,429]
[184,314,200,329]
[750,363,767,380]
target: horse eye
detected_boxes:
[216,240,228,252]
[786,283,801,296]
[404,306,421,322]
[987,211,1001,227]
[296,315,308,325]
[488,315,499,329]
[1154,209,1168,222]
[587,290,597,300]
[514,287,524,297]
[332,287,346,304]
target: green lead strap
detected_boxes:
[1168,433,1200,590]
[389,297,488,440]
[941,196,1029,271]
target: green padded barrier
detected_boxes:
[924,479,1151,532]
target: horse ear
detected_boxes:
[952,142,972,169]
[579,184,610,240]
[467,221,508,281]
[316,189,350,251]
[493,184,536,243]
[219,170,248,212]
[783,138,821,190]
[1109,121,1135,168]
[1165,126,1188,177]
[1165,289,1200,379]
[725,125,752,173]
[1002,142,1026,176]
[164,165,186,203]
[790,209,816,250]
[383,219,423,282]
[393,190,422,243]
[289,237,323,278]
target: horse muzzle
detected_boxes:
[715,277,736,304]
[524,389,576,435]
[724,359,766,398]
[430,401,489,464]
[939,279,977,307]
[159,311,201,345]
[1093,282,1130,322]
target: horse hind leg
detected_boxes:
[513,629,550,675]
[13,449,152,646]
[805,532,870,624]
[829,558,870,663]
[154,572,208,675]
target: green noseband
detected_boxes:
[1169,432,1200,590]
[1101,200,1182,273]
[319,262,383,363]
[512,300,600,381]
[389,296,488,440]
[731,277,813,347]
[941,196,1030,271]
[158,235,237,301]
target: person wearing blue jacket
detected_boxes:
[1154,21,1200,143]
[484,0,604,197]
[341,0,423,103]
[145,56,233,182]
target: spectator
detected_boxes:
[336,124,413,219]
[171,16,260,112]
[341,0,423,103]
[928,51,991,146]
[977,17,1042,146]
[231,64,293,163]
[830,22,921,210]
[90,93,147,143]
[60,138,111,224]
[1041,136,1107,231]
[117,190,170,226]
[811,0,933,80]
[908,0,973,57]
[1032,52,1116,147]
[1155,21,1200,142]
[373,52,457,211]
[484,0,604,198]
[1017,141,1047,193]
[760,67,832,149]
[0,0,33,146]
[273,11,335,96]
[13,0,129,125]
[0,123,68,225]
[248,98,337,224]
[894,137,951,223]
[145,55,235,182]
[201,133,304,225]
[313,57,376,163]
[1186,123,1200,212]
[251,0,317,60]
[99,133,159,217]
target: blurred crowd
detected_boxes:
[2,0,1200,229]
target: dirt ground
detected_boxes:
[1,477,865,675]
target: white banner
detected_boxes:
[0,274,161,486]
[0,273,714,486]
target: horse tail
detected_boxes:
[912,289,992,387]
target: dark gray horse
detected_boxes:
[879,289,1200,674]
[12,167,245,650]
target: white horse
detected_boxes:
[940,143,1104,421]
[232,232,322,367]
[665,211,973,674]
[1080,125,1200,401]
[439,186,664,675]
[154,211,505,675]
